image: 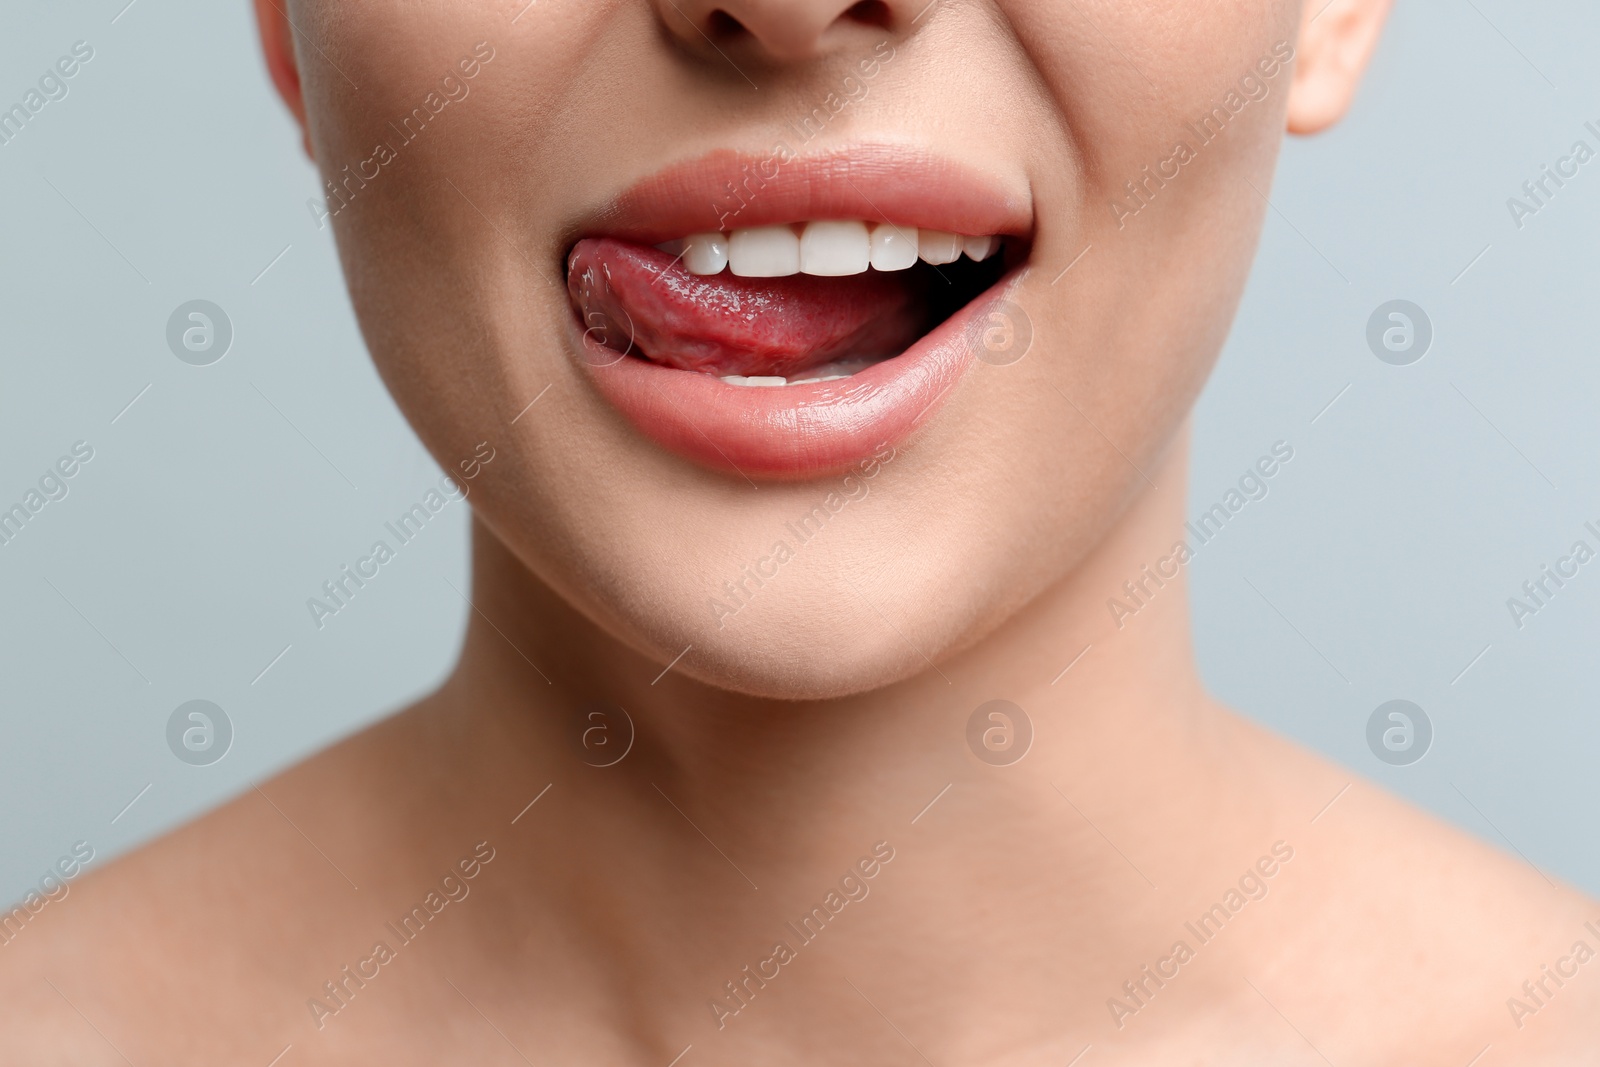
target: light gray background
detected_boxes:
[2,0,1597,905]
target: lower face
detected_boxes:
[298,0,1298,699]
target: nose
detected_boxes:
[654,0,911,64]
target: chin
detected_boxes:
[671,623,940,702]
[634,566,995,701]
[516,490,996,702]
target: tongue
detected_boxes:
[567,237,929,378]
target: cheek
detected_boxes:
[988,0,1294,475]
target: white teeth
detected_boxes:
[963,234,998,262]
[682,232,729,275]
[869,223,919,272]
[720,374,789,387]
[674,224,1002,276]
[917,230,962,265]
[719,373,855,387]
[729,225,801,277]
[719,356,882,387]
[799,220,870,276]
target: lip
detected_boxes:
[566,145,1033,480]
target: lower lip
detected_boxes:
[568,268,1021,480]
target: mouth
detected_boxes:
[564,147,1033,480]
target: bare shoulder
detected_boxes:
[1238,723,1600,1062]
[0,708,447,1064]
[0,795,310,1061]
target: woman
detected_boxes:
[6,0,1596,1061]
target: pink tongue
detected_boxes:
[567,237,928,378]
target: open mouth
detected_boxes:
[564,148,1033,479]
[569,224,1017,385]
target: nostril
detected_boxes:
[844,1,893,29]
[703,2,893,44]
[706,10,747,40]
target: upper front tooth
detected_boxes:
[682,224,998,276]
[869,223,919,271]
[963,234,998,261]
[918,230,962,265]
[683,232,729,275]
[729,226,801,277]
[800,220,870,276]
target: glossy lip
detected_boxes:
[567,145,1034,480]
[588,143,1033,244]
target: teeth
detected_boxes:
[678,223,1003,276]
[682,232,729,275]
[799,220,870,276]
[963,234,998,262]
[917,230,962,265]
[720,375,789,387]
[869,223,919,271]
[719,373,854,387]
[718,357,881,387]
[729,226,801,277]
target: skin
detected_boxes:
[4,0,1598,1063]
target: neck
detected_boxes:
[411,430,1287,1057]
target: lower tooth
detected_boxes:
[720,358,883,387]
[719,374,788,387]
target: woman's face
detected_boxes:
[281,0,1303,698]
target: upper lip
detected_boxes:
[580,143,1034,246]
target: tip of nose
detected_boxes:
[700,1,898,63]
